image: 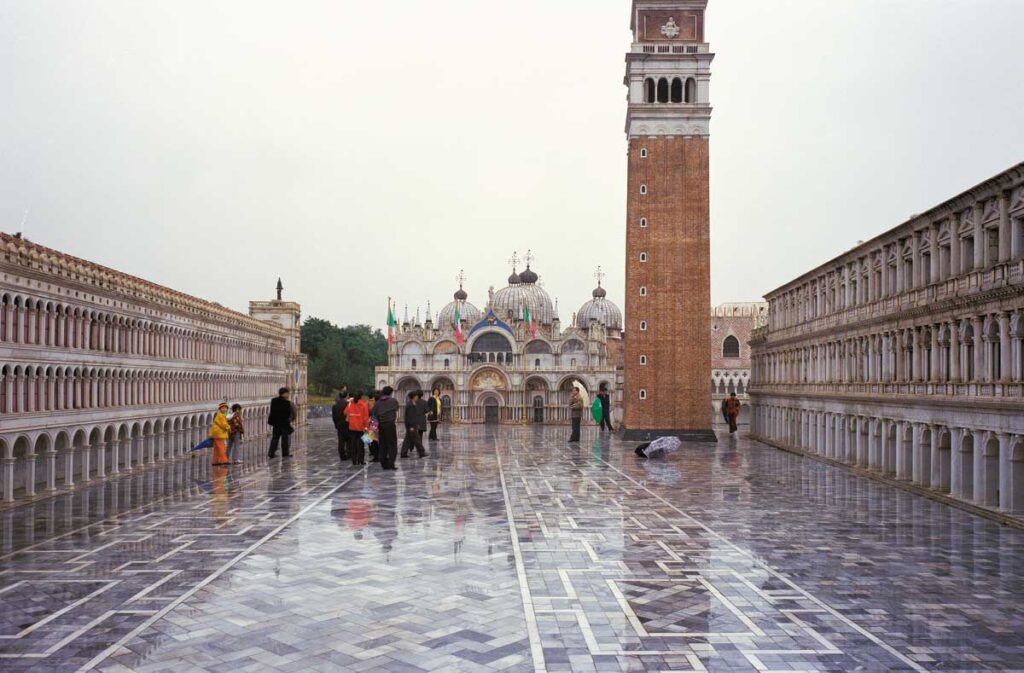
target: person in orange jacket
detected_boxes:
[209,403,231,466]
[344,391,370,466]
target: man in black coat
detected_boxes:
[597,384,614,432]
[374,386,401,470]
[268,387,295,458]
[331,386,349,462]
[401,391,428,459]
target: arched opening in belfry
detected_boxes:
[685,77,697,103]
[644,78,655,103]
[657,78,669,103]
[670,78,683,103]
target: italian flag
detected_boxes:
[454,306,464,345]
[525,305,536,339]
[387,304,396,344]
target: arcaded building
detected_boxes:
[0,233,308,504]
[749,163,1024,514]
[622,0,715,439]
[377,258,623,425]
[710,302,766,428]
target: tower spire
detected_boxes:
[276,277,283,301]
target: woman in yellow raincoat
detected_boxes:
[209,403,231,466]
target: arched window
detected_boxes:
[443,358,450,369]
[644,78,655,103]
[671,78,683,103]
[723,335,740,358]
[657,78,669,103]
[535,358,541,368]
[685,77,697,103]
[411,358,417,369]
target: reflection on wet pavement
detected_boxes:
[1,421,1022,671]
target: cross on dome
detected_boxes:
[594,266,606,286]
[508,251,520,271]
[524,249,534,267]
[455,269,466,289]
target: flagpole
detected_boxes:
[387,296,393,388]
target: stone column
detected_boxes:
[25,454,36,497]
[109,440,119,475]
[1000,312,1012,382]
[998,433,1015,512]
[950,224,961,276]
[857,417,868,466]
[973,316,984,382]
[930,325,940,383]
[950,321,961,382]
[974,202,986,268]
[930,223,940,282]
[911,424,925,485]
[81,444,91,483]
[2,458,14,502]
[96,442,107,478]
[65,449,75,488]
[911,328,921,382]
[999,191,1011,263]
[45,449,57,492]
[895,422,910,480]
[867,419,878,469]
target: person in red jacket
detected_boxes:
[344,391,370,466]
[723,392,742,434]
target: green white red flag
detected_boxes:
[454,306,464,345]
[387,303,397,344]
[525,305,536,339]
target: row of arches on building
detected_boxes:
[398,334,596,370]
[0,364,284,415]
[643,77,697,104]
[0,405,271,502]
[753,312,1024,386]
[0,293,284,368]
[387,371,612,425]
[751,405,1024,513]
[712,372,747,396]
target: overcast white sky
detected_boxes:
[2,0,1022,329]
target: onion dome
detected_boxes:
[508,270,522,285]
[519,265,538,284]
[454,287,468,301]
[575,282,622,331]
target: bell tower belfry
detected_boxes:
[621,0,715,441]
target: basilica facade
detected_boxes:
[377,258,624,426]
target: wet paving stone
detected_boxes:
[1,421,1022,671]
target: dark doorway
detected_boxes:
[533,396,544,423]
[484,401,500,425]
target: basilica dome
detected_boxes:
[491,264,555,324]
[575,284,622,331]
[438,285,481,328]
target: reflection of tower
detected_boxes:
[622,0,715,440]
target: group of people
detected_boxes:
[331,385,444,471]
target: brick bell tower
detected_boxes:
[621,0,715,441]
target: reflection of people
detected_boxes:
[723,392,741,434]
[210,466,230,523]
[370,504,398,560]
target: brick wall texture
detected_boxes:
[623,136,712,431]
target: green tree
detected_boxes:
[301,318,387,395]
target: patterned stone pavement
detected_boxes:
[0,421,1023,672]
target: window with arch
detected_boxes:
[639,287,647,297]
[671,77,683,103]
[535,358,541,368]
[411,358,417,369]
[640,184,647,195]
[443,358,450,369]
[644,78,655,103]
[639,389,648,400]
[723,335,740,358]
[657,77,669,103]
[685,77,697,103]
[640,148,648,158]
[640,355,647,365]
[640,217,648,228]
[640,320,648,331]
[639,252,648,262]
